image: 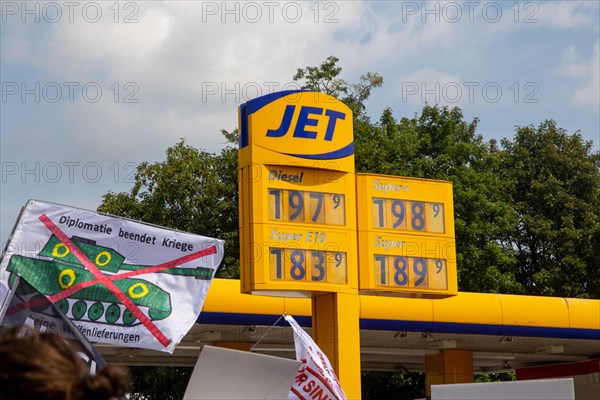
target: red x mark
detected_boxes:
[20,214,218,347]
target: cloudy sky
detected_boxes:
[1,1,599,244]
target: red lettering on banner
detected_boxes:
[309,384,330,400]
[295,372,309,385]
[290,386,307,400]
[298,358,308,373]
[303,380,316,392]
[306,366,335,394]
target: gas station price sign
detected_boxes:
[239,91,358,296]
[267,187,346,225]
[356,174,458,296]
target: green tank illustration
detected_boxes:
[7,235,213,326]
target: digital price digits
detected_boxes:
[374,255,447,290]
[269,248,347,284]
[268,189,346,225]
[372,198,445,233]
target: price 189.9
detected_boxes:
[374,255,448,290]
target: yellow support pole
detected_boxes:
[312,292,362,399]
[425,349,474,397]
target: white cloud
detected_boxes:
[559,41,600,109]
[537,1,599,30]
[391,68,463,107]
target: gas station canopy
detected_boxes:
[99,279,600,373]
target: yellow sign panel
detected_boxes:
[239,91,355,172]
[239,91,358,296]
[356,174,458,296]
[358,232,456,294]
[245,170,358,293]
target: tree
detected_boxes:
[294,58,520,293]
[293,55,347,98]
[354,105,521,293]
[98,135,240,278]
[361,371,425,400]
[128,366,192,400]
[294,55,383,116]
[499,121,600,298]
[97,57,387,400]
[96,57,599,399]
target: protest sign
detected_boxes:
[0,200,224,352]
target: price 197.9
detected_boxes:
[372,198,445,233]
[269,248,347,284]
[269,189,346,225]
[374,255,447,290]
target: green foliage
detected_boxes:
[98,134,240,278]
[97,56,600,399]
[499,121,600,298]
[98,56,599,296]
[475,372,516,382]
[293,55,347,98]
[355,105,521,293]
[293,55,383,116]
[354,107,600,297]
[361,371,425,400]
[128,366,192,400]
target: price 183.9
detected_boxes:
[374,255,447,290]
[269,189,345,225]
[269,248,347,284]
[372,198,445,233]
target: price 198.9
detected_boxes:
[374,255,447,290]
[269,189,346,225]
[372,198,445,233]
[269,248,347,284]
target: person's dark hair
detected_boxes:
[0,328,129,400]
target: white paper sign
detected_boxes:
[285,315,347,400]
[184,345,300,400]
[0,200,224,353]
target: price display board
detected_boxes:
[356,174,458,296]
[239,91,358,296]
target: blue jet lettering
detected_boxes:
[265,105,346,141]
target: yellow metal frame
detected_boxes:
[312,292,362,399]
[356,174,458,296]
[238,91,363,397]
[425,350,474,397]
[203,279,599,399]
[239,91,358,296]
[204,279,600,335]
[233,91,600,399]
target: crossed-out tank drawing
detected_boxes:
[7,235,213,327]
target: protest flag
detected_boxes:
[0,200,225,352]
[285,314,347,400]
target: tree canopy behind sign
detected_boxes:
[99,56,599,298]
[98,56,599,399]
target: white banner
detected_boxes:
[0,200,224,353]
[285,315,347,400]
